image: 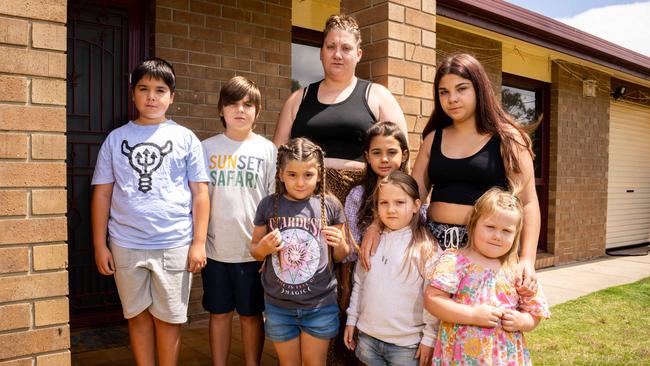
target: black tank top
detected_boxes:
[427,128,509,205]
[290,79,377,161]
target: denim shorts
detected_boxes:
[263,301,339,342]
[355,331,419,366]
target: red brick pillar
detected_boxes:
[0,1,70,364]
[340,0,437,155]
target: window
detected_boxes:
[502,73,550,252]
[501,84,542,176]
[291,26,324,91]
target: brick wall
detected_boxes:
[155,0,292,142]
[548,61,609,263]
[437,24,502,96]
[153,0,293,320]
[0,1,71,365]
[340,0,436,154]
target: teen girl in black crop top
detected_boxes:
[362,53,541,294]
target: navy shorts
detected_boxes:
[201,259,264,316]
[264,301,339,342]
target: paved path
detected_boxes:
[538,253,650,306]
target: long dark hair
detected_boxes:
[358,121,409,233]
[422,53,534,181]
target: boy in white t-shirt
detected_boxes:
[201,76,276,366]
[91,57,209,365]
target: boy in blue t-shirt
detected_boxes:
[91,57,209,365]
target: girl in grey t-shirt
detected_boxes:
[250,138,350,366]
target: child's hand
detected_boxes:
[416,342,433,366]
[360,224,380,271]
[501,309,537,332]
[322,226,344,248]
[471,304,503,327]
[94,245,115,275]
[259,229,283,256]
[187,242,207,273]
[343,325,356,351]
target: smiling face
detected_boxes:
[365,135,407,179]
[377,182,420,231]
[132,76,174,125]
[438,73,477,125]
[221,95,258,139]
[320,29,362,79]
[471,208,521,260]
[279,159,321,201]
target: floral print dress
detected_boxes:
[430,249,550,366]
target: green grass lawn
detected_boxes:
[528,277,650,365]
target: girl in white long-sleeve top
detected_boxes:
[344,171,439,366]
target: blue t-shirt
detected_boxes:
[91,120,209,249]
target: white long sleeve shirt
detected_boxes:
[346,227,438,347]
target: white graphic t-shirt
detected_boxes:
[254,194,345,309]
[91,120,208,249]
[202,133,276,262]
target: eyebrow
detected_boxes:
[439,82,471,90]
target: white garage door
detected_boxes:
[607,102,650,248]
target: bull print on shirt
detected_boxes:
[121,140,173,193]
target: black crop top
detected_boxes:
[290,79,378,161]
[427,128,509,205]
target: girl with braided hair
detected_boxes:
[250,137,350,365]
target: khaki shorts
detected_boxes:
[110,243,192,324]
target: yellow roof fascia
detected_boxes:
[292,0,340,31]
[438,16,650,88]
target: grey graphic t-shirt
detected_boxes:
[254,194,345,309]
[91,120,208,249]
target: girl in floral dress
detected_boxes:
[425,188,550,365]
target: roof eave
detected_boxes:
[437,0,650,81]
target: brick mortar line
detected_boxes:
[0,42,66,55]
[0,13,65,26]
[0,73,65,81]
[0,323,69,337]
[0,267,67,277]
[0,295,66,308]
[0,354,34,364]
